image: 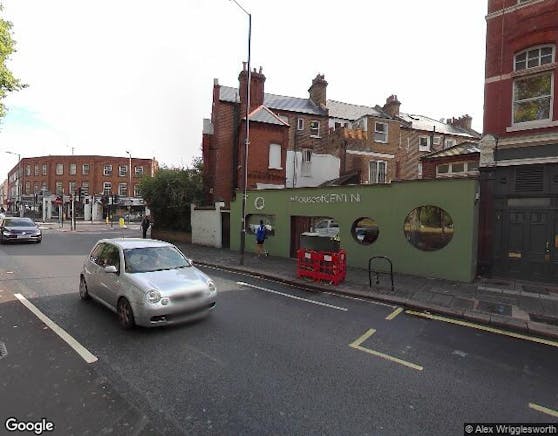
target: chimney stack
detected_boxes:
[448,114,472,130]
[383,95,401,117]
[308,74,328,108]
[238,64,266,114]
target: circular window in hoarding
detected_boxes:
[351,217,379,245]
[404,205,454,251]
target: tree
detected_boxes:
[0,4,26,119]
[138,157,204,231]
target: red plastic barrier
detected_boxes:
[296,249,346,285]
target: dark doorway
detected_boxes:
[221,211,230,249]
[493,209,557,282]
[290,216,312,258]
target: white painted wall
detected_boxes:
[286,151,340,188]
[191,202,226,248]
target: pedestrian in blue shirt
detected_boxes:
[255,220,268,257]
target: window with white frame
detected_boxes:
[25,165,31,176]
[25,181,30,194]
[513,45,555,124]
[432,136,441,146]
[34,165,39,176]
[41,182,47,192]
[55,182,63,195]
[297,118,304,130]
[81,182,89,195]
[374,122,388,143]
[69,181,77,195]
[268,143,282,169]
[135,166,144,176]
[56,163,64,175]
[103,182,112,195]
[418,162,423,179]
[103,164,112,176]
[119,165,128,177]
[42,164,48,176]
[419,136,431,152]
[309,120,320,137]
[444,138,456,149]
[134,185,140,197]
[33,183,39,193]
[436,161,479,177]
[69,163,76,175]
[82,164,90,175]
[118,183,128,196]
[369,161,387,184]
[301,149,312,177]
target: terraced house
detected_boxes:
[202,64,480,206]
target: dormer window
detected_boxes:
[374,122,388,143]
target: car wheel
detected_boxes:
[79,276,91,300]
[117,298,135,329]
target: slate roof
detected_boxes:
[398,113,480,138]
[219,86,327,116]
[421,142,480,160]
[247,105,290,126]
[326,99,387,120]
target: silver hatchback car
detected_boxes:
[80,238,217,328]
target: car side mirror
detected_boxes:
[104,265,118,274]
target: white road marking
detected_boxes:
[236,281,348,312]
[14,293,98,364]
[452,350,468,358]
[201,264,393,308]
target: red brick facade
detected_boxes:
[421,154,479,179]
[7,155,157,201]
[484,0,558,137]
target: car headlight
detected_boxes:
[2,231,10,236]
[208,281,217,293]
[145,289,161,304]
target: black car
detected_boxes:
[0,217,42,244]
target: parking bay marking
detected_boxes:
[528,402,558,418]
[236,281,348,311]
[349,328,424,371]
[14,293,98,364]
[405,310,558,348]
[385,307,403,320]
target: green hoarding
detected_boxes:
[231,178,479,282]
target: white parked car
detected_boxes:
[80,238,217,328]
[302,219,340,238]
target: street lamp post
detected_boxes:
[5,151,22,216]
[230,0,251,265]
[126,150,132,224]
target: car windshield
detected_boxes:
[123,246,191,273]
[4,218,35,227]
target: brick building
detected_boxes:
[6,154,157,216]
[202,64,479,206]
[478,0,558,282]
[420,142,480,180]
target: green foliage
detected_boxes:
[0,4,26,119]
[138,157,204,231]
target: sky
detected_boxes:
[0,0,488,181]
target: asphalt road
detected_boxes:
[0,227,557,435]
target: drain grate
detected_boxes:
[0,341,7,360]
[477,301,513,316]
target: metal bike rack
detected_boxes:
[368,256,394,292]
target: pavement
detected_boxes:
[41,221,558,340]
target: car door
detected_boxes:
[97,243,122,308]
[83,243,106,298]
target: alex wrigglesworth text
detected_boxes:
[464,424,557,436]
